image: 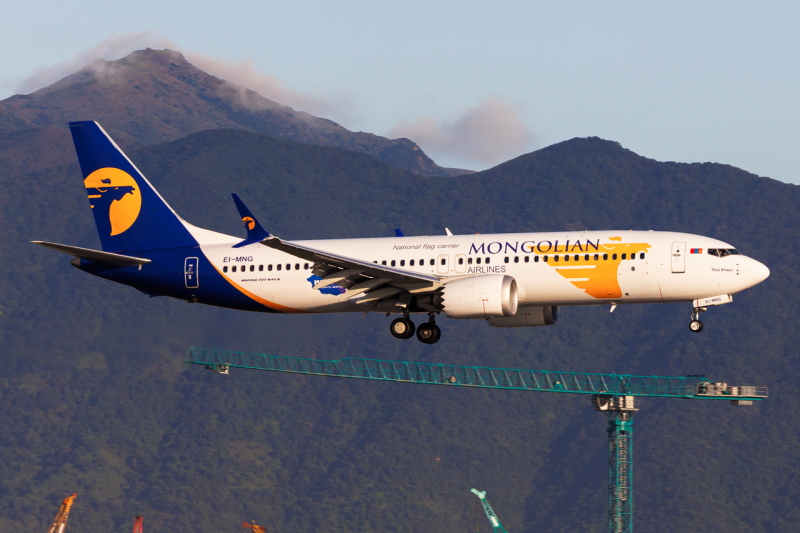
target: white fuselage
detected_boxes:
[196,230,768,315]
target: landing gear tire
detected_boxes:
[416,323,441,344]
[390,318,415,339]
[689,320,704,333]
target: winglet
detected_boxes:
[395,228,404,237]
[231,194,270,248]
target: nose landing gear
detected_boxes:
[690,306,706,333]
[416,314,441,344]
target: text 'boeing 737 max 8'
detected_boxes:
[34,122,770,344]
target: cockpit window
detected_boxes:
[708,248,741,257]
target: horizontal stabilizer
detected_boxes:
[32,241,150,267]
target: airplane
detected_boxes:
[34,121,770,344]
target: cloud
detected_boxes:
[15,31,177,94]
[389,98,535,167]
[183,53,356,123]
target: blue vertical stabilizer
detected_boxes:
[69,121,196,252]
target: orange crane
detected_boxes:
[46,493,76,533]
[243,521,266,533]
[133,515,143,533]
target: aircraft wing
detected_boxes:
[260,236,441,295]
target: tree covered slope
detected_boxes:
[0,128,797,532]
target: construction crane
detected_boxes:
[186,347,768,532]
[46,493,76,533]
[471,489,508,533]
[133,515,143,533]
[243,521,266,533]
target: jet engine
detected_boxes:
[486,305,559,328]
[440,275,518,319]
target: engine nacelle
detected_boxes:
[487,306,559,328]
[441,275,518,319]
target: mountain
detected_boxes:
[0,129,798,533]
[0,48,467,177]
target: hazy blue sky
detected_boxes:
[2,0,799,182]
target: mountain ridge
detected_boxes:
[0,48,468,177]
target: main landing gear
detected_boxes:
[690,306,707,333]
[389,313,441,344]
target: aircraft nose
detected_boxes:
[746,257,770,288]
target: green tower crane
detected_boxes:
[185,347,767,532]
[471,488,508,533]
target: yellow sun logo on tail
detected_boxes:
[84,168,141,236]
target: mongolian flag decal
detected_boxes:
[690,248,702,254]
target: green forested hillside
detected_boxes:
[0,129,798,532]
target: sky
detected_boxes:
[2,0,799,183]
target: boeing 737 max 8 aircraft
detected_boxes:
[34,122,770,344]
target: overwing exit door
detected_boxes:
[671,242,686,273]
[185,257,199,288]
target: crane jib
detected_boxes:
[184,347,768,401]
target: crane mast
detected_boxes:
[46,494,76,533]
[471,489,508,533]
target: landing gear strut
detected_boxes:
[690,306,706,333]
[416,314,441,344]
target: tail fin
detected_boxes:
[69,121,196,252]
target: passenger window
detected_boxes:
[286,264,291,270]
[553,255,559,262]
[304,263,309,270]
[622,253,627,260]
[564,255,569,262]
[612,254,617,260]
[382,260,387,265]
[574,255,580,261]
[232,265,237,272]
[468,257,473,264]
[543,256,549,263]
[534,256,539,263]
[223,266,228,273]
[295,264,300,270]
[430,259,435,266]
[594,254,599,261]
[391,260,396,267]
[514,256,519,263]
[585,254,590,261]
[268,264,273,271]
[504,256,509,264]
[603,253,608,260]
[485,257,490,264]
[400,260,405,267]
[477,258,482,264]
[259,265,263,271]
[411,259,416,266]
[441,258,446,265]
[524,256,529,263]
[639,253,645,259]
[277,264,281,271]
[250,265,255,271]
